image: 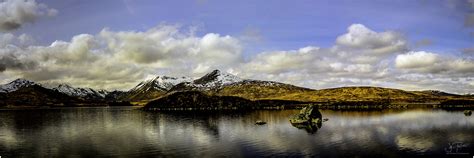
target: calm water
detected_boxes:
[0,107,473,157]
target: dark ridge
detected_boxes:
[104,90,126,100]
[193,69,220,84]
[4,85,81,106]
[167,82,197,92]
[441,99,474,105]
[422,90,460,97]
[143,91,255,110]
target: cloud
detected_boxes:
[99,25,242,68]
[0,23,472,94]
[0,24,242,90]
[236,24,403,90]
[240,46,323,74]
[0,54,37,72]
[395,51,474,74]
[237,24,473,93]
[395,51,439,69]
[335,24,407,55]
[0,33,34,47]
[0,0,57,31]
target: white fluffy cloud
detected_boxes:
[237,24,472,93]
[336,24,407,55]
[0,23,472,93]
[395,51,474,75]
[240,46,324,74]
[0,0,57,31]
[0,33,34,47]
[237,24,403,86]
[395,51,439,69]
[0,24,242,90]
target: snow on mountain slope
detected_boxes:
[119,76,193,101]
[51,84,109,98]
[0,79,38,93]
[191,69,243,89]
[130,76,193,92]
[1,79,108,98]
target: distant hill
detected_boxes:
[2,85,81,107]
[212,80,314,100]
[416,90,460,97]
[0,78,38,93]
[1,70,473,108]
[0,79,121,107]
[295,86,424,102]
[267,86,470,103]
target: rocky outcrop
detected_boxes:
[289,105,322,133]
[465,110,472,116]
[289,105,322,124]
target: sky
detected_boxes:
[0,0,473,93]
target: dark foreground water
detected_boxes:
[0,107,473,157]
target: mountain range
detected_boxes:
[0,69,473,108]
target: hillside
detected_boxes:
[142,91,309,110]
[268,86,474,103]
[143,91,255,110]
[0,79,124,107]
[2,85,81,107]
[1,70,473,108]
[0,78,37,93]
[49,84,109,100]
[309,86,425,102]
[212,80,314,100]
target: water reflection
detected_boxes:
[0,108,473,157]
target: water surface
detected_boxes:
[0,107,473,157]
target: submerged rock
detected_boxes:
[289,105,323,134]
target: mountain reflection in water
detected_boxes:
[0,107,473,157]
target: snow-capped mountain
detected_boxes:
[51,84,109,98]
[0,79,110,99]
[120,76,193,101]
[0,78,38,93]
[130,76,193,92]
[193,69,243,87]
[171,70,243,91]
